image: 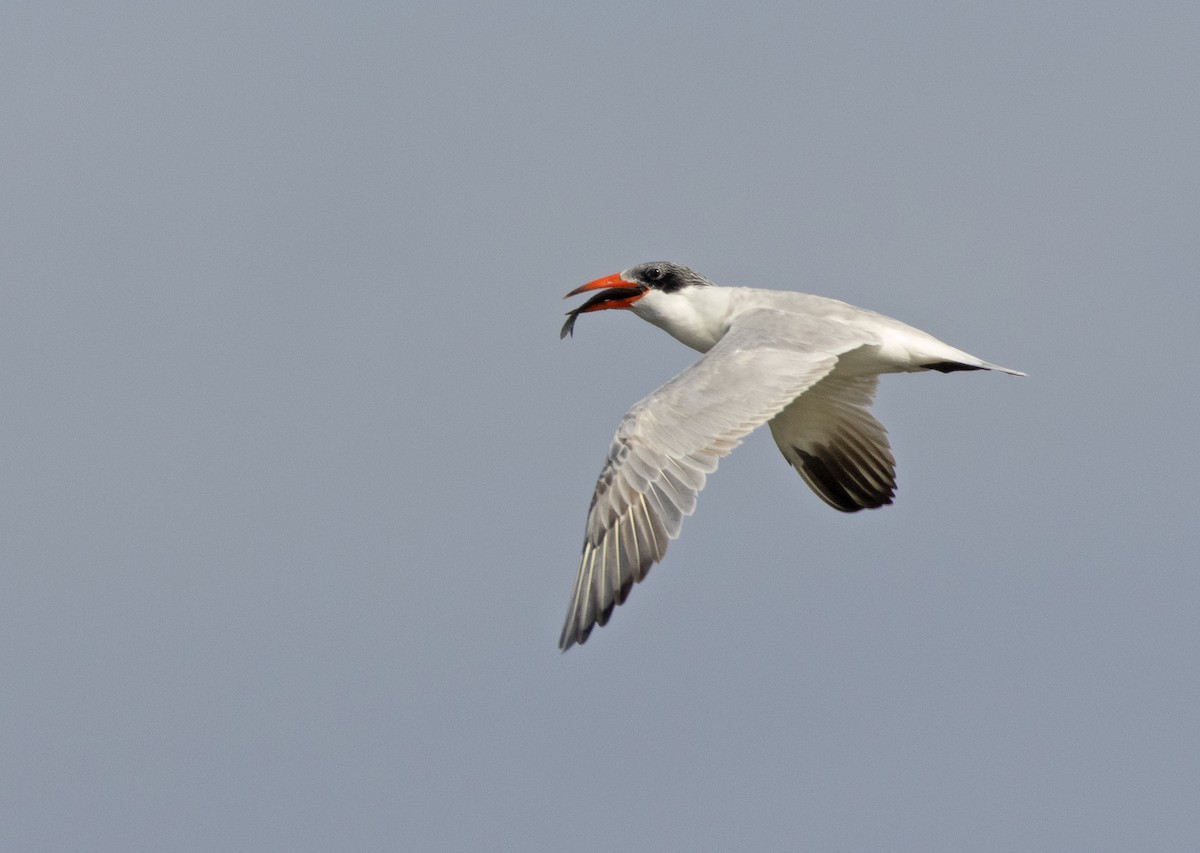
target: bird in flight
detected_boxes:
[558,261,1023,651]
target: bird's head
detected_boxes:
[560,262,712,338]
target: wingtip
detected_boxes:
[558,623,586,652]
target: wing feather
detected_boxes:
[560,309,869,649]
[768,372,898,512]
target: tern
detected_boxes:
[558,261,1023,650]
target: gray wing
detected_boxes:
[767,372,897,512]
[559,309,872,650]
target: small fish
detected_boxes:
[560,285,645,339]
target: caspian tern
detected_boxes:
[558,262,1024,650]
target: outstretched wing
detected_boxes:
[559,310,871,650]
[767,372,897,512]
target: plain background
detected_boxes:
[2,3,1198,851]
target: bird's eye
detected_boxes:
[645,267,663,282]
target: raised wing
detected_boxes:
[559,310,872,650]
[767,372,897,512]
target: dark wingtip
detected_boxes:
[558,622,590,652]
[921,361,986,373]
[795,445,896,512]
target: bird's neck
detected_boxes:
[631,287,734,353]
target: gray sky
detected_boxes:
[3,2,1198,850]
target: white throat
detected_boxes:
[629,286,734,353]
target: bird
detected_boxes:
[556,261,1025,651]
